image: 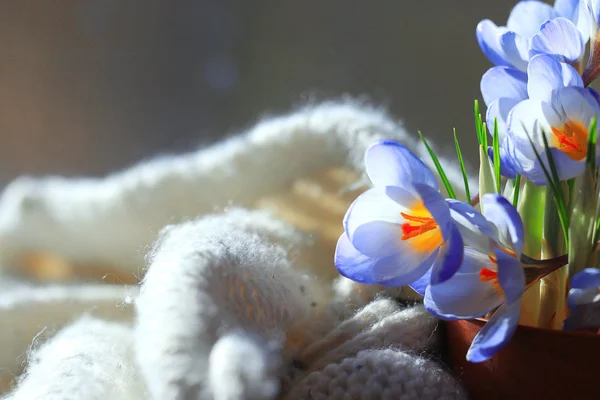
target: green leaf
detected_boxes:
[493,118,501,193]
[482,122,488,148]
[587,115,598,171]
[418,131,456,199]
[474,100,483,145]
[523,125,569,247]
[569,166,598,279]
[453,128,471,203]
[478,144,496,210]
[517,179,546,326]
[512,174,521,208]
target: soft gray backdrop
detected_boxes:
[0,1,518,183]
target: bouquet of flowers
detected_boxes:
[335,0,600,362]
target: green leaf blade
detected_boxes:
[453,128,471,203]
[418,131,456,199]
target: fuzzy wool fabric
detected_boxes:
[0,101,470,399]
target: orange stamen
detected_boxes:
[479,267,498,283]
[480,260,503,297]
[551,121,588,161]
[399,200,443,253]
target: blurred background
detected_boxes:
[0,0,519,184]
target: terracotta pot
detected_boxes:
[444,319,600,400]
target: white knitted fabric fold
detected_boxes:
[0,101,469,399]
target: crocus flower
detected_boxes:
[564,268,600,330]
[334,140,464,287]
[507,54,600,184]
[477,0,589,72]
[419,194,526,362]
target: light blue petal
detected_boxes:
[412,183,452,240]
[372,248,439,286]
[466,301,521,362]
[343,187,407,241]
[334,233,377,283]
[506,98,583,184]
[588,87,600,108]
[486,97,522,140]
[554,0,578,20]
[568,268,600,309]
[495,248,525,303]
[564,301,600,330]
[476,19,510,67]
[447,199,494,253]
[571,268,600,289]
[499,31,531,71]
[544,86,600,130]
[530,18,584,62]
[335,232,438,287]
[527,54,583,103]
[567,287,600,309]
[507,1,559,37]
[424,248,503,320]
[429,223,464,285]
[487,138,520,179]
[409,267,432,295]
[480,66,528,106]
[482,194,525,255]
[352,221,403,257]
[365,140,438,190]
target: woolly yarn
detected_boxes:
[0,101,470,399]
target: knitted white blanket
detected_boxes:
[0,101,469,399]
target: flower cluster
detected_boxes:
[478,0,600,184]
[335,0,600,363]
[335,141,526,362]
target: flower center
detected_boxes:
[551,121,588,161]
[400,200,443,253]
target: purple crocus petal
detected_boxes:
[487,139,520,179]
[486,97,522,140]
[568,268,600,309]
[447,199,494,253]
[409,267,432,295]
[335,233,377,283]
[554,0,578,20]
[571,268,600,289]
[543,86,600,130]
[507,1,559,37]
[424,248,503,320]
[527,54,583,103]
[412,183,452,240]
[506,98,563,184]
[587,87,600,108]
[371,248,439,286]
[564,301,600,330]
[343,187,406,241]
[365,140,438,190]
[335,232,435,286]
[499,31,531,71]
[530,18,585,62]
[429,223,464,285]
[466,301,521,362]
[481,194,525,255]
[495,248,526,303]
[476,19,510,67]
[352,221,403,257]
[480,66,528,106]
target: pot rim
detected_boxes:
[457,318,599,337]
